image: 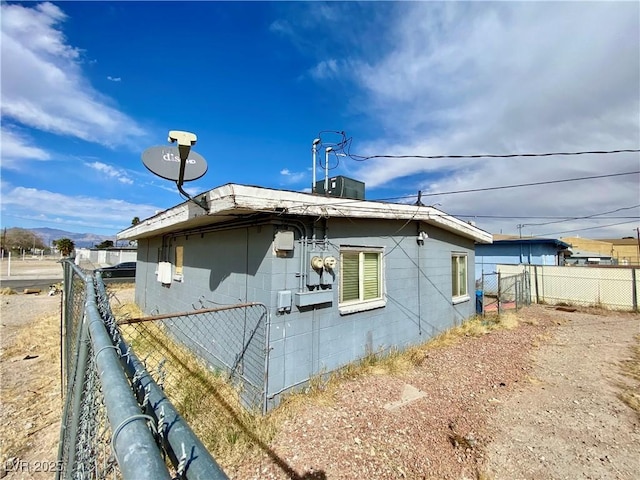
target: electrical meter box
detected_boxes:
[315,176,365,200]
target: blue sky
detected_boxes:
[1,1,639,240]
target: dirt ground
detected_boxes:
[227,307,639,480]
[484,309,639,479]
[0,292,61,479]
[0,256,64,279]
[0,284,638,479]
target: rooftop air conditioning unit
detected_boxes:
[315,175,365,200]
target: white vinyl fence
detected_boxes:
[75,248,137,267]
[496,264,639,311]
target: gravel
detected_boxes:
[2,285,638,480]
[227,306,639,480]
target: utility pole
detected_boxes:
[517,224,523,238]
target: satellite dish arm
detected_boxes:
[168,130,208,212]
[176,182,208,211]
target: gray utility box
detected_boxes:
[315,176,365,200]
[295,290,333,307]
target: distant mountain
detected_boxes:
[29,227,114,248]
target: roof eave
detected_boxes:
[118,184,493,244]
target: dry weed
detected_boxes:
[0,310,60,464]
[277,313,524,415]
[618,334,640,417]
[110,297,534,470]
[0,287,16,295]
[114,303,278,468]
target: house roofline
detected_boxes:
[117,183,493,244]
[481,238,571,249]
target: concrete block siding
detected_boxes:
[135,217,476,409]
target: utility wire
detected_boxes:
[315,131,639,160]
[295,170,640,208]
[536,220,639,237]
[347,148,640,161]
[518,204,640,228]
[415,170,639,198]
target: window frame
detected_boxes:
[174,245,184,282]
[451,252,469,304]
[339,246,386,314]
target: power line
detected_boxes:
[416,170,640,198]
[288,170,640,212]
[315,131,640,161]
[536,220,639,237]
[518,204,640,228]
[347,148,640,161]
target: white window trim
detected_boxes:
[339,246,386,315]
[451,252,469,304]
[452,294,470,305]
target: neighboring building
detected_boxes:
[563,249,615,266]
[117,183,492,410]
[562,236,640,266]
[475,235,571,280]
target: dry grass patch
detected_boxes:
[278,313,522,411]
[112,301,279,468]
[618,334,640,417]
[110,296,530,471]
[0,309,60,465]
[0,287,17,295]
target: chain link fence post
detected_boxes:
[57,260,221,480]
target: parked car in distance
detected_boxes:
[97,261,136,278]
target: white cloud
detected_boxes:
[305,2,640,237]
[181,185,202,197]
[0,2,146,148]
[0,127,51,169]
[107,76,121,82]
[280,167,307,184]
[0,183,160,232]
[86,161,133,185]
[310,59,339,80]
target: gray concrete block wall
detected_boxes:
[265,218,477,408]
[136,226,275,314]
[133,216,477,411]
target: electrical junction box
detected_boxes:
[277,290,292,313]
[274,231,295,251]
[315,176,365,200]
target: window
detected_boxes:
[451,253,468,302]
[174,245,184,281]
[339,247,385,314]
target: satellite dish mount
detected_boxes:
[141,130,209,211]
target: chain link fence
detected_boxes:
[56,260,228,480]
[496,264,639,311]
[478,271,531,314]
[117,302,269,416]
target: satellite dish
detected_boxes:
[141,146,208,182]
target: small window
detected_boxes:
[339,247,385,314]
[174,245,184,281]
[452,253,469,302]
